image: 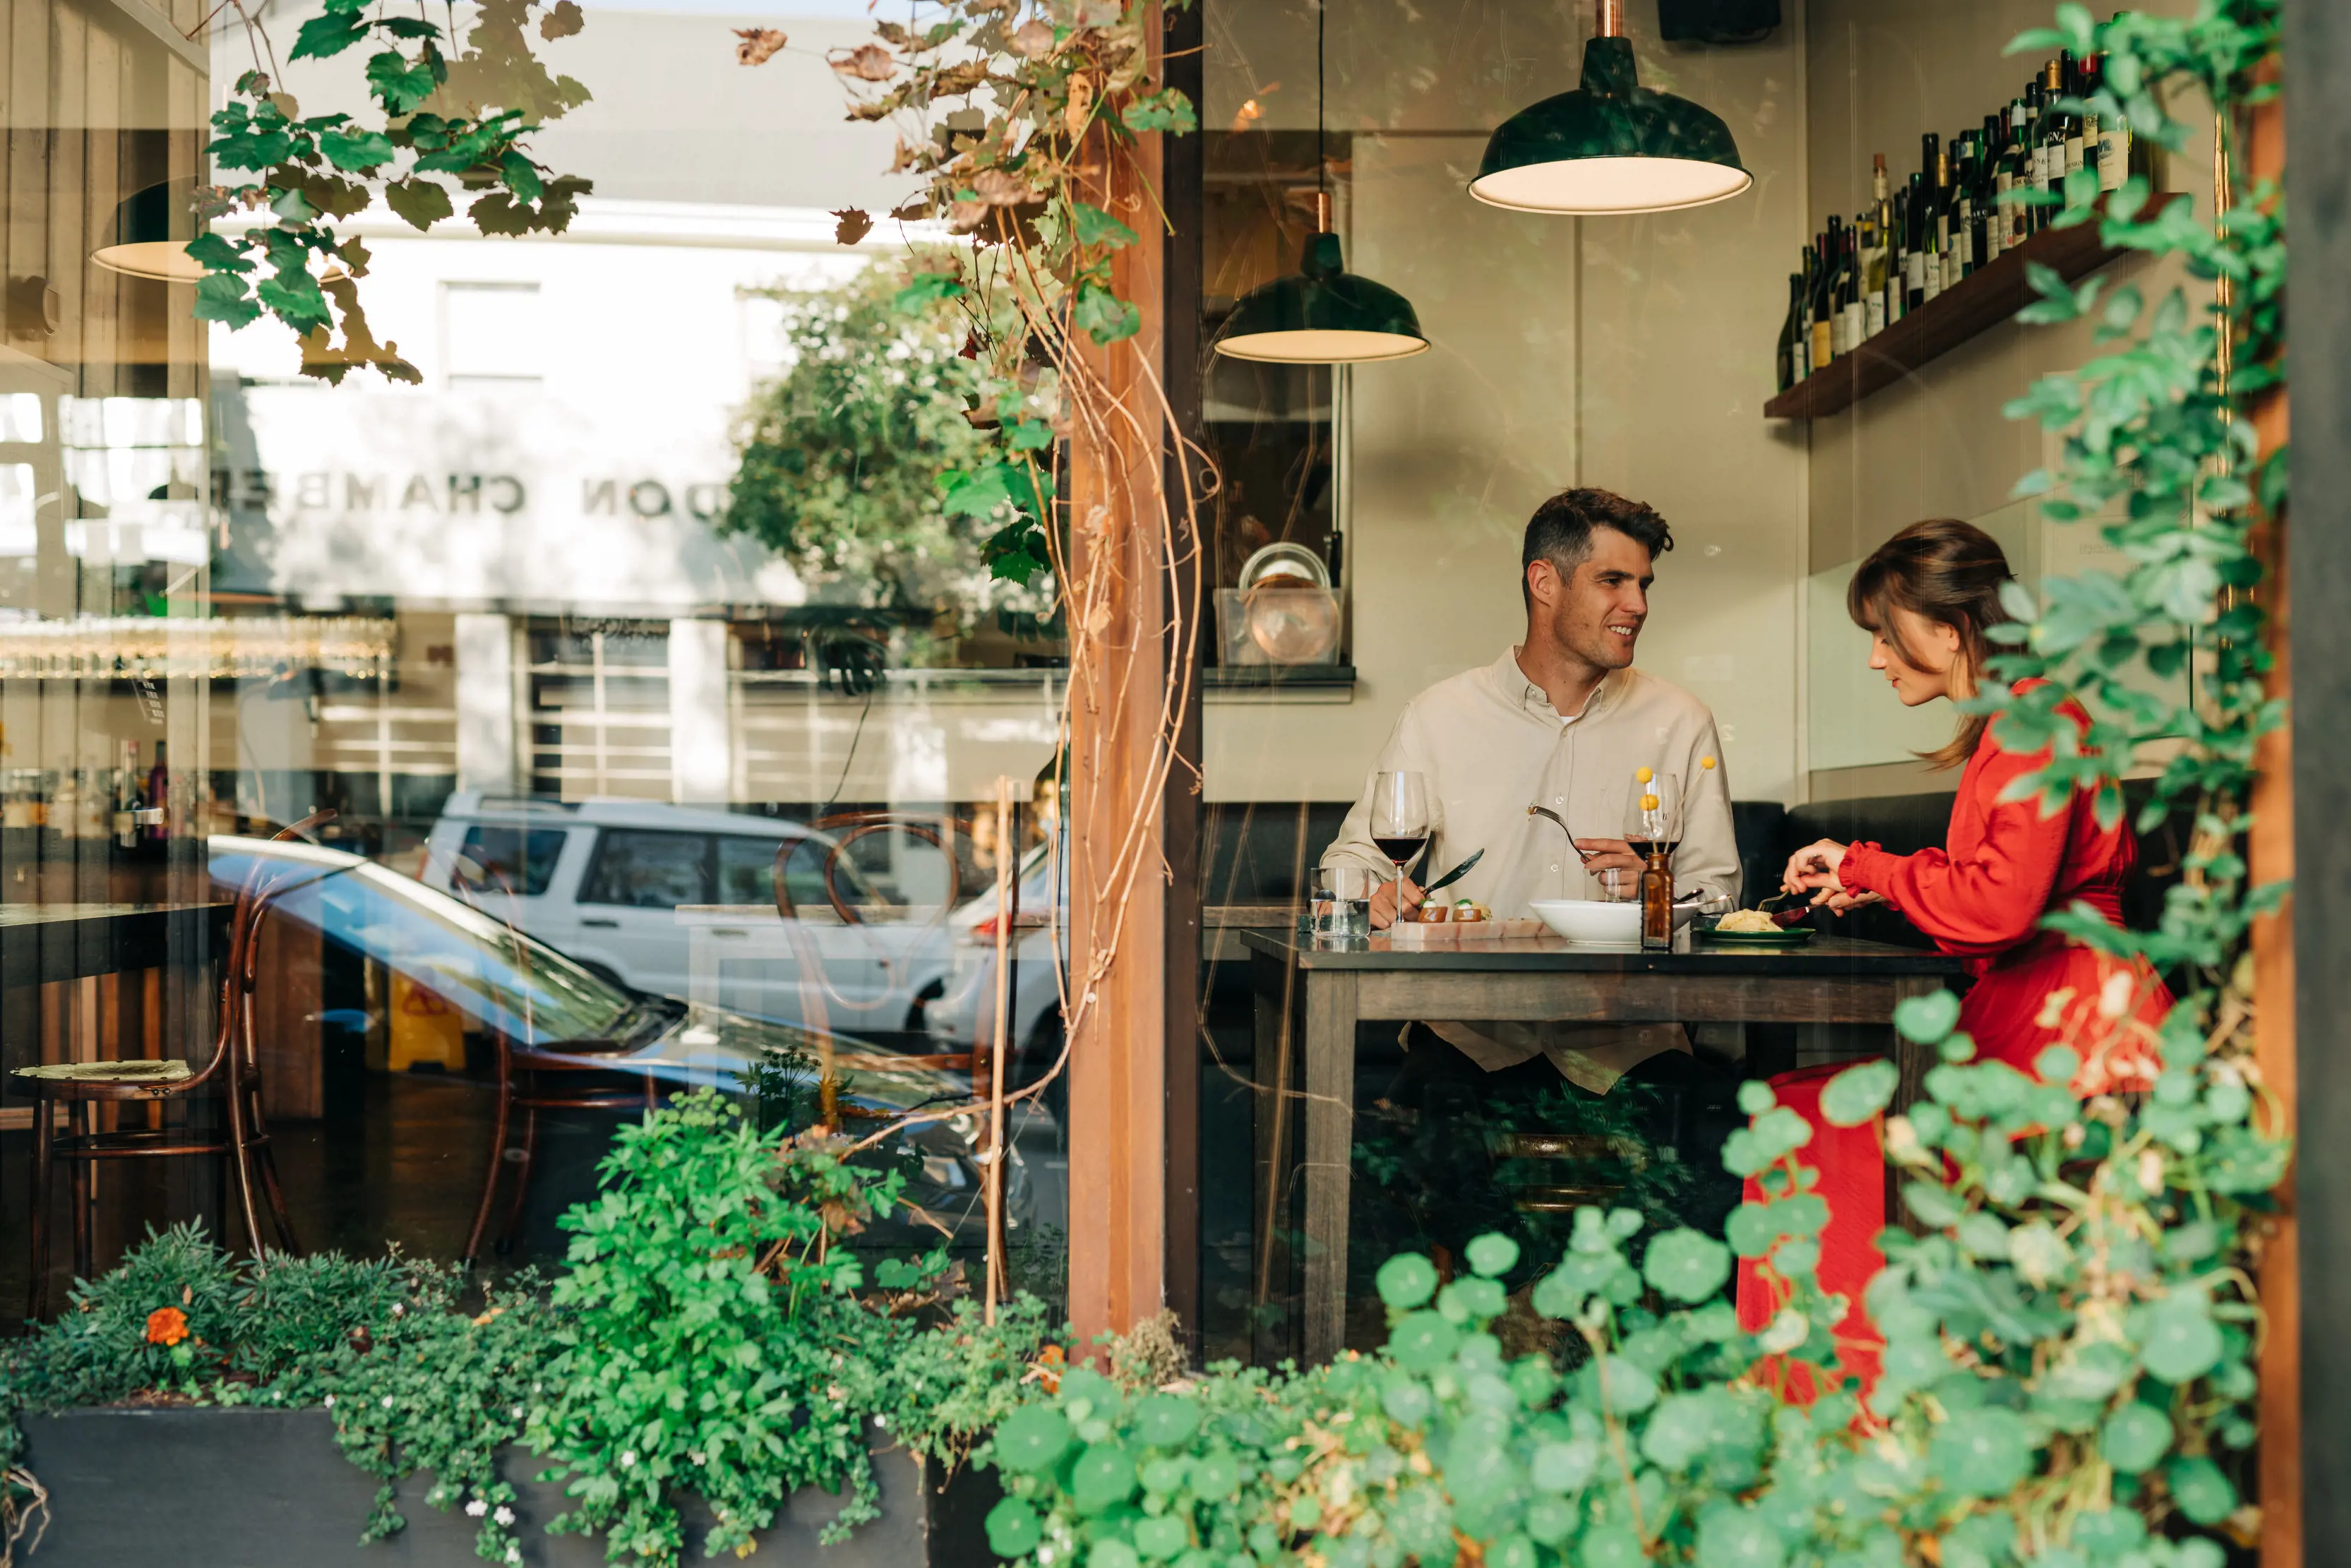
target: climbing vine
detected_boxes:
[196,0,593,383]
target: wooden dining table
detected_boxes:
[1243,927,1966,1363]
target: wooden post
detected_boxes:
[1064,11,1173,1351]
[2247,69,2297,1568]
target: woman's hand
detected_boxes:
[1814,888,1884,916]
[1781,839,1850,904]
[1369,875,1424,930]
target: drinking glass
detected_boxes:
[1369,771,1432,916]
[1312,866,1375,944]
[1622,770,1684,870]
[1595,866,1637,902]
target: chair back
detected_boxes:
[183,810,339,1091]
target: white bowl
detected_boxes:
[1529,899,1698,944]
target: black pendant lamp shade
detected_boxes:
[92,179,205,282]
[1212,225,1428,364]
[1470,2,1752,215]
[1211,0,1427,366]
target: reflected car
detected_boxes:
[926,837,1067,1108]
[208,834,1024,1238]
[416,794,960,1048]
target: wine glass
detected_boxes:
[1369,771,1432,917]
[1623,770,1683,871]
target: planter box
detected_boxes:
[18,1408,999,1568]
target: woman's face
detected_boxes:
[1868,606,1965,706]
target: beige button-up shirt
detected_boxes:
[1322,647,1742,1091]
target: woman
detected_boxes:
[1736,520,2167,1395]
[1781,517,2168,1087]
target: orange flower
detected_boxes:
[145,1306,189,1346]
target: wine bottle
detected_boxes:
[1884,177,1907,327]
[145,741,167,842]
[2006,97,2031,249]
[1978,114,2004,260]
[2062,51,2086,179]
[1927,145,1951,301]
[2039,61,2067,230]
[2096,49,2131,193]
[2078,54,2102,193]
[1812,217,1839,370]
[1777,266,1806,391]
[1841,222,1865,352]
[1954,134,1978,277]
[1903,172,1928,311]
[1863,155,1890,338]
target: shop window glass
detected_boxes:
[455,825,568,898]
[580,830,710,909]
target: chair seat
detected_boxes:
[16,1060,192,1085]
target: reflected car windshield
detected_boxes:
[210,838,636,1044]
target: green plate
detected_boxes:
[1697,925,1817,946]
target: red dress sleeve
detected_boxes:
[1838,739,2071,959]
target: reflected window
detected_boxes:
[581,829,710,909]
[442,282,546,388]
[457,825,568,897]
[716,832,794,906]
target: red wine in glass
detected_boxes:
[1370,771,1432,921]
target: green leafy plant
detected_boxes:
[724,260,1053,643]
[200,0,593,382]
[756,0,1197,587]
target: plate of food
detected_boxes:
[1697,906,1817,945]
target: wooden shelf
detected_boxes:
[1764,205,2141,422]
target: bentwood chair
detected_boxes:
[18,810,330,1319]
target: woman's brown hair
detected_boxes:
[1845,518,2017,770]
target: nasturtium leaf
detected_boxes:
[1135,1515,1190,1561]
[1736,1080,1776,1116]
[1465,1233,1520,1278]
[1894,989,1962,1045]
[1135,1394,1200,1449]
[1929,1408,2035,1497]
[1190,1449,1240,1499]
[2100,1401,2173,1473]
[1693,1503,1786,1568]
[1595,1357,1658,1416]
[1488,1534,1536,1568]
[1725,1204,1781,1259]
[993,1405,1072,1473]
[1071,1442,1138,1513]
[1381,1372,1433,1427]
[1819,1060,1899,1127]
[1438,1276,1507,1325]
[2141,1298,2224,1384]
[1525,1496,1575,1546]
[1386,1310,1458,1372]
[986,1497,1044,1557]
[1091,1541,1142,1568]
[1577,1524,1649,1568]
[2166,1456,2237,1525]
[1529,1437,1598,1495]
[1606,1207,1645,1240]
[1644,1228,1732,1303]
[1377,1253,1438,1310]
[1140,1456,1188,1497]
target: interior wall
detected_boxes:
[1200,0,1809,806]
[1800,0,2208,794]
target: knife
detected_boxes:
[1420,847,1485,897]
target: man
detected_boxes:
[1323,486,1740,1093]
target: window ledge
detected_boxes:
[1202,664,1356,704]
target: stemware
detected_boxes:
[1622,769,1683,868]
[1369,770,1432,915]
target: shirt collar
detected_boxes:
[1493,647,1621,727]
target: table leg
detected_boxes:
[1250,952,1298,1365]
[1300,969,1358,1365]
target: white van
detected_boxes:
[417,794,959,1042]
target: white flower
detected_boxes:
[690,1452,705,1466]
[382,1396,395,1408]
[323,1394,335,1408]
[511,1408,523,1421]
[392,1303,407,1316]
[493,1506,515,1527]
[875,1416,890,1429]
[621,1451,638,1468]
[466,1500,489,1519]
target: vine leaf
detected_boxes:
[385,178,454,231]
[831,208,873,246]
[831,43,895,81]
[734,26,787,64]
[542,0,586,41]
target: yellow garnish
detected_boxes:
[1641,794,1659,811]
[1635,766,1653,784]
[1700,755,1717,770]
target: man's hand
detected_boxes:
[1370,875,1423,930]
[1572,837,1645,878]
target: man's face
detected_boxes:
[1530,527,1654,671]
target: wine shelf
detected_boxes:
[1763,203,2142,423]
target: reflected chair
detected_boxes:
[18,810,329,1319]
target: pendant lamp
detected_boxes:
[1212,2,1427,364]
[92,179,205,282]
[1471,0,1752,216]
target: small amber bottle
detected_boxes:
[1640,849,1673,950]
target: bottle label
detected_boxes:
[1864,295,1886,338]
[2100,129,2126,191]
[2066,135,2086,177]
[2030,147,2049,191]
[1812,321,1831,370]
[1906,250,1925,292]
[1924,254,1942,301]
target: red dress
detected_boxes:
[1734,682,2169,1394]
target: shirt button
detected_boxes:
[1553,795,1563,804]
[1550,863,1560,873]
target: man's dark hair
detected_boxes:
[1520,487,1675,608]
